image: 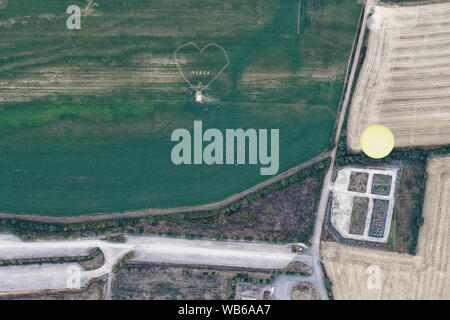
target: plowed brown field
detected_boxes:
[322,156,450,299]
[347,1,450,151]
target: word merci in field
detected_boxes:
[171,121,279,176]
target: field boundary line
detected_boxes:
[380,0,450,7]
[332,0,367,145]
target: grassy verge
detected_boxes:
[322,265,334,300]
[113,251,135,273]
[0,247,102,267]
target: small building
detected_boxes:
[195,91,203,102]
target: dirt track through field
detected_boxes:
[322,156,450,299]
[347,1,450,151]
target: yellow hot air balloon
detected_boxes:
[360,124,395,159]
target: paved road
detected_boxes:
[127,236,297,269]
[0,235,300,293]
[105,272,113,300]
[271,274,314,300]
[303,1,371,300]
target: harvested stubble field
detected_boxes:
[0,0,362,216]
[322,156,450,299]
[347,1,450,152]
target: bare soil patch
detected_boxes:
[283,261,311,275]
[235,282,271,300]
[112,264,235,300]
[348,171,369,193]
[79,249,104,271]
[291,282,319,300]
[349,196,368,235]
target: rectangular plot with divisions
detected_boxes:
[369,199,389,238]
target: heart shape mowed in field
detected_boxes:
[174,42,230,91]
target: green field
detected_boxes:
[0,0,361,216]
